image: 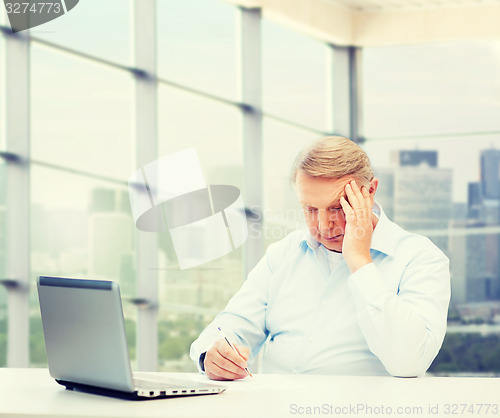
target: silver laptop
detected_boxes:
[37,276,226,400]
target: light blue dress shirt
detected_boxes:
[190,203,451,377]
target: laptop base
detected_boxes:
[56,379,221,401]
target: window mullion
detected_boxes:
[5,31,30,367]
[133,0,158,372]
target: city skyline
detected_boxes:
[22,145,500,217]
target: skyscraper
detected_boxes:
[394,166,453,252]
[480,148,500,200]
[448,219,467,305]
[399,150,438,168]
[463,150,500,303]
[464,222,500,302]
[374,149,452,253]
[376,167,453,251]
[467,182,484,220]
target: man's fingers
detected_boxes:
[348,181,368,209]
[205,364,247,381]
[351,181,366,204]
[205,356,247,381]
[344,183,360,209]
[345,181,372,222]
[215,348,246,371]
[216,342,248,369]
[203,339,249,381]
[340,196,354,217]
[235,344,250,361]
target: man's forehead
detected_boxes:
[296,173,355,190]
[296,174,354,204]
[299,190,344,205]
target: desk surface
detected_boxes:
[0,368,499,418]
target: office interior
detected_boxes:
[1,0,500,376]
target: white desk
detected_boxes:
[0,368,499,418]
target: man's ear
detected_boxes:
[369,178,379,198]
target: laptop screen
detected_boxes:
[37,276,135,393]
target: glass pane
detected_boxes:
[31,44,134,182]
[262,20,328,131]
[429,332,500,375]
[30,165,138,366]
[364,134,500,375]
[0,160,6,367]
[158,86,242,178]
[363,40,500,376]
[28,0,130,66]
[363,40,500,138]
[157,0,237,101]
[263,118,312,248]
[157,85,243,371]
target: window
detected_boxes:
[363,40,500,375]
[363,41,500,138]
[29,0,131,67]
[157,0,237,101]
[0,159,6,367]
[3,0,496,376]
[262,19,329,132]
[158,86,242,172]
[157,85,243,371]
[31,44,134,180]
[27,6,135,366]
[30,165,137,366]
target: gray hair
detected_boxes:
[290,136,374,185]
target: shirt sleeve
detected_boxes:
[189,238,285,372]
[347,240,451,377]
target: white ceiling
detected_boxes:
[326,0,500,12]
[225,0,500,45]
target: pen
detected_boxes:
[217,326,253,377]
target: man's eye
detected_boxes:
[306,207,317,213]
[329,207,342,212]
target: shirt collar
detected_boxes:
[299,201,398,257]
[370,201,398,257]
[304,232,321,251]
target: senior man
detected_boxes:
[190,136,451,379]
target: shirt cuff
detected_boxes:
[199,352,207,372]
[348,262,388,311]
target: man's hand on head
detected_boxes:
[204,339,250,381]
[339,180,374,273]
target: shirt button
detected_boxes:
[321,300,327,307]
[292,369,297,374]
[307,336,313,343]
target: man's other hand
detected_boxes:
[340,180,374,273]
[204,339,250,381]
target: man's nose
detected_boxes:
[318,210,333,232]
